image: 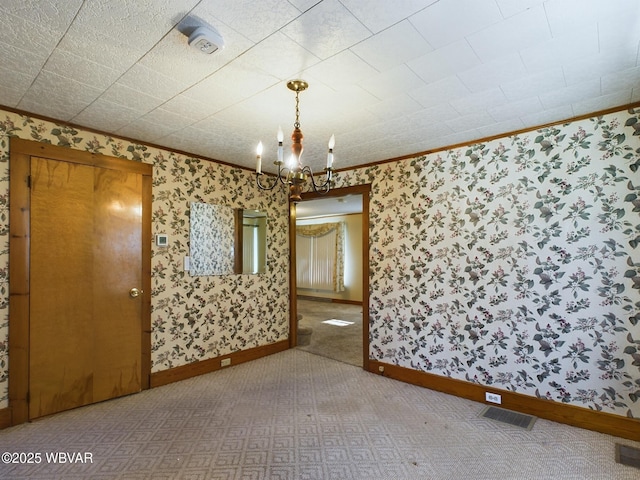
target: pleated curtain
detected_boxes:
[296,222,345,292]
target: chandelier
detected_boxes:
[255,80,334,202]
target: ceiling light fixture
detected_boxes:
[255,80,334,203]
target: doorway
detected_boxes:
[8,139,152,425]
[290,184,370,369]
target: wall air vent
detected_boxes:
[615,444,640,469]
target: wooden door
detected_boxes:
[19,149,148,419]
[29,158,96,416]
[9,138,152,425]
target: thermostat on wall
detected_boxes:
[155,234,169,247]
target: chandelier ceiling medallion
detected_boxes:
[255,79,334,203]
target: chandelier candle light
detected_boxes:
[255,79,335,202]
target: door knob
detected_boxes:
[129,288,143,298]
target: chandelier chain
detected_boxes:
[294,91,301,129]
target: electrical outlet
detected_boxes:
[221,358,231,367]
[485,392,502,404]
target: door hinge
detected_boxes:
[26,390,30,403]
[26,175,31,188]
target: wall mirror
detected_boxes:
[190,202,267,275]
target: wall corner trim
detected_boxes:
[150,340,289,388]
[368,360,640,442]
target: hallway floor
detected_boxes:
[296,298,363,367]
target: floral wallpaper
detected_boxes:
[189,202,236,275]
[0,105,639,421]
[0,110,290,408]
[331,109,640,419]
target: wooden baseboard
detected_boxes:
[150,340,290,388]
[0,407,11,430]
[368,360,640,442]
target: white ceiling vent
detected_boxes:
[188,26,224,54]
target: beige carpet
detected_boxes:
[1,349,638,479]
[296,298,363,366]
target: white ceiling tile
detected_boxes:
[181,75,248,113]
[197,0,302,43]
[340,0,437,33]
[72,99,142,132]
[544,0,640,36]
[598,15,640,52]
[488,96,544,122]
[100,83,165,116]
[0,86,23,107]
[359,64,425,99]
[365,93,423,120]
[563,50,638,86]
[318,84,379,117]
[141,108,195,132]
[572,91,633,117]
[159,95,219,122]
[117,64,188,101]
[190,115,233,135]
[477,118,525,138]
[201,103,254,130]
[466,6,551,62]
[43,49,123,90]
[601,66,640,94]
[500,67,566,102]
[115,118,180,143]
[409,0,503,49]
[538,79,601,110]
[408,103,461,126]
[281,0,371,59]
[438,128,484,146]
[56,26,145,71]
[450,88,509,115]
[519,25,599,73]
[446,112,496,134]
[189,58,279,102]
[235,32,321,80]
[409,76,470,108]
[408,40,481,83]
[519,104,574,128]
[0,10,65,54]
[407,120,457,142]
[18,71,103,121]
[0,0,636,172]
[69,0,192,50]
[0,64,31,89]
[457,54,527,93]
[0,0,83,33]
[162,126,217,146]
[350,20,433,71]
[0,40,47,78]
[287,0,319,12]
[495,0,545,18]
[303,50,378,89]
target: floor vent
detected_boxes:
[479,406,536,430]
[616,444,640,469]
